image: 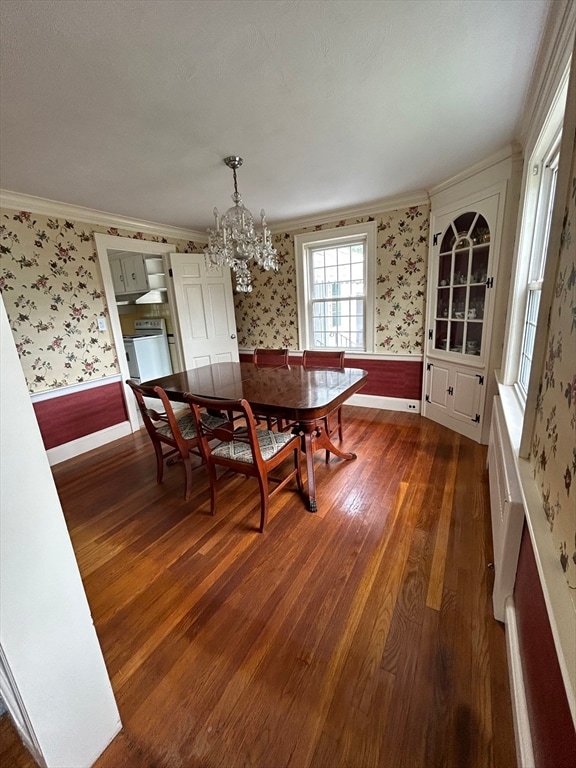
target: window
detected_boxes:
[295,222,376,352]
[502,66,568,403]
[518,147,559,396]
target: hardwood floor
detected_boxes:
[1,407,516,768]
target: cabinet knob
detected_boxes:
[230,334,236,339]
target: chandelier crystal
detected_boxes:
[204,156,279,293]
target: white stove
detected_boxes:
[123,318,172,382]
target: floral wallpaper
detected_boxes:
[0,202,428,396]
[233,205,430,353]
[0,207,200,393]
[531,128,576,591]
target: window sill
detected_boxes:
[495,372,524,454]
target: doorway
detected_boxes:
[94,234,177,432]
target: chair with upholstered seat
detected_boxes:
[126,379,225,500]
[184,392,303,532]
[302,350,346,461]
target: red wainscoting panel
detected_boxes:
[33,381,128,450]
[346,357,423,399]
[239,353,423,400]
[514,526,576,767]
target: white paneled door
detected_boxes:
[167,253,239,369]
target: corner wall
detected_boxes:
[0,296,121,766]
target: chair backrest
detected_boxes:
[126,378,166,433]
[127,379,207,501]
[302,350,345,369]
[253,348,289,367]
[126,379,190,452]
[184,393,265,466]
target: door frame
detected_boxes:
[94,233,176,432]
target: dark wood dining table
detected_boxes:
[140,361,367,512]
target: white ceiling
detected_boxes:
[0,0,551,232]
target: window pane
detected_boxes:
[351,279,364,296]
[351,244,364,261]
[337,281,351,296]
[338,247,351,264]
[536,163,558,280]
[324,249,337,267]
[312,250,325,268]
[325,265,338,284]
[519,289,541,396]
[338,264,351,283]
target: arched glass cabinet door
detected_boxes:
[433,211,490,359]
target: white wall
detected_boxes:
[0,297,121,767]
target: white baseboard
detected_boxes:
[346,393,421,413]
[505,596,535,768]
[46,422,132,466]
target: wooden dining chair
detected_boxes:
[184,392,303,532]
[253,348,289,367]
[126,379,225,501]
[303,350,346,462]
[253,348,289,429]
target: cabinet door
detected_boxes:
[424,361,485,441]
[451,367,482,424]
[110,257,126,294]
[122,253,148,292]
[427,362,451,411]
[430,197,498,364]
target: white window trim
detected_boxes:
[294,221,376,352]
[501,66,568,400]
[517,145,559,399]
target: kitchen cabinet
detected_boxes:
[110,251,148,294]
[422,190,502,442]
[110,252,166,296]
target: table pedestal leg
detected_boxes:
[299,422,358,513]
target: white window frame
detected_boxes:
[501,69,568,405]
[517,144,560,398]
[295,222,376,352]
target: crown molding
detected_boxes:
[270,190,430,233]
[519,0,576,153]
[426,143,523,199]
[0,187,431,240]
[0,189,207,242]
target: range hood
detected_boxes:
[115,289,167,306]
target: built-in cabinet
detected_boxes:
[109,251,166,296]
[422,189,503,442]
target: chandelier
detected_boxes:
[204,156,279,293]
